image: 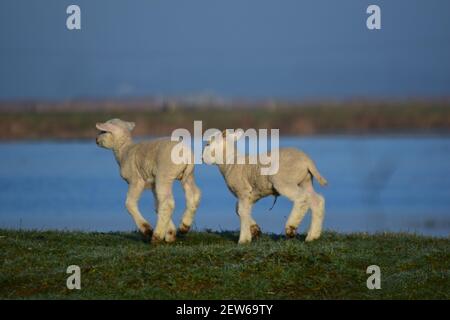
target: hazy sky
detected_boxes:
[1,0,450,100]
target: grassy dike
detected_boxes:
[0,229,448,299]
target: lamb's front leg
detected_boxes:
[126,181,153,237]
[152,179,175,244]
[152,189,177,243]
[236,198,254,244]
[249,216,261,239]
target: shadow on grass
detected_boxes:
[105,231,150,243]
[104,229,310,245]
[199,229,308,243]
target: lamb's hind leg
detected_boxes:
[178,173,201,234]
[297,178,325,242]
[274,183,310,239]
[306,192,325,242]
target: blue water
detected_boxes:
[0,136,449,236]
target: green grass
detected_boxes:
[0,229,448,299]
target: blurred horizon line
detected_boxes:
[2,95,450,113]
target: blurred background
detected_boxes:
[0,0,449,236]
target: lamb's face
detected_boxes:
[202,129,243,165]
[95,119,135,150]
[96,130,114,149]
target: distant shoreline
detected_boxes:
[2,131,450,143]
[1,99,449,140]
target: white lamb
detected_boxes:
[95,119,201,243]
[202,129,327,244]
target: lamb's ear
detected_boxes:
[96,122,119,133]
[125,121,135,131]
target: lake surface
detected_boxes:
[0,136,449,237]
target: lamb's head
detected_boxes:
[95,118,135,150]
[202,129,244,165]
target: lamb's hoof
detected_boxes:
[285,226,297,239]
[238,238,252,245]
[305,234,320,242]
[141,223,153,238]
[178,223,191,235]
[250,224,261,239]
[151,234,164,245]
[165,230,177,243]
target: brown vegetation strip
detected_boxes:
[0,100,449,140]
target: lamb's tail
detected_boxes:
[308,161,328,187]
